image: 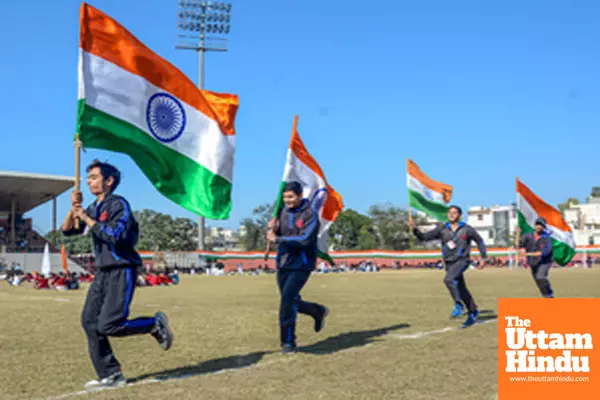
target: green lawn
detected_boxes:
[1,267,598,400]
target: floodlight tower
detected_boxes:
[176,0,232,250]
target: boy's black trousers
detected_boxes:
[81,266,155,379]
[277,269,324,346]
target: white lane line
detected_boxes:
[390,318,496,340]
[40,318,496,399]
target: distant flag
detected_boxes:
[273,116,344,265]
[516,178,576,265]
[407,159,453,221]
[78,3,239,219]
[61,244,69,273]
[41,243,51,277]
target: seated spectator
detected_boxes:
[55,274,67,291]
[158,271,172,285]
[136,274,147,287]
[145,273,160,286]
[34,274,50,289]
[170,270,180,285]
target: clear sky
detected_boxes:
[2,0,600,233]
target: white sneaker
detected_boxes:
[84,372,126,391]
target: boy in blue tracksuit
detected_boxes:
[410,205,488,328]
[267,182,328,353]
[62,160,174,390]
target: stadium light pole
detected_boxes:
[176,0,232,251]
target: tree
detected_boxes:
[368,203,413,250]
[239,203,274,251]
[134,209,198,251]
[357,225,378,250]
[45,229,93,254]
[558,197,579,213]
[329,209,374,250]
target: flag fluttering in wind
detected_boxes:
[61,244,69,273]
[407,159,453,221]
[516,178,576,265]
[78,3,239,219]
[273,116,344,265]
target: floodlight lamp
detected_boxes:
[224,25,230,34]
[219,25,224,33]
[213,2,220,10]
[220,3,225,11]
[226,3,231,12]
[225,14,230,22]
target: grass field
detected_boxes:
[1,268,598,400]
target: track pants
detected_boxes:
[443,260,477,313]
[277,269,324,346]
[81,266,156,379]
[531,263,553,297]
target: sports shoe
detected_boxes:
[450,302,465,319]
[151,312,174,350]
[280,343,297,354]
[462,309,480,328]
[84,371,126,391]
[314,306,329,333]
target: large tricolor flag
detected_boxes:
[78,3,239,219]
[407,159,453,221]
[516,178,576,265]
[273,116,344,265]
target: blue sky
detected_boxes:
[2,0,600,233]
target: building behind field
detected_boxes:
[563,187,600,246]
[467,204,518,247]
[0,170,86,274]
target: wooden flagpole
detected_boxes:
[264,116,299,261]
[74,134,82,229]
[514,177,521,268]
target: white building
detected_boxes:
[563,195,600,246]
[467,204,517,246]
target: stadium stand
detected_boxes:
[0,170,86,273]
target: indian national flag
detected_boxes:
[516,178,576,265]
[407,159,453,221]
[78,3,239,219]
[274,116,344,265]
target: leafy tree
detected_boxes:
[329,209,374,250]
[558,197,579,213]
[368,203,412,250]
[134,209,198,251]
[45,229,93,254]
[357,225,378,250]
[239,203,274,251]
[45,209,199,253]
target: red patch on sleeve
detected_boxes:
[460,234,468,241]
[296,219,304,229]
[99,211,109,222]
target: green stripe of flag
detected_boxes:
[408,189,449,222]
[77,101,232,219]
[517,211,575,266]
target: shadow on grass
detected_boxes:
[299,323,411,355]
[128,351,271,383]
[477,313,498,323]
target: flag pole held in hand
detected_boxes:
[74,134,82,230]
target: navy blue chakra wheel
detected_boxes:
[146,93,187,143]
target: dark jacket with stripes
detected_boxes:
[63,193,141,269]
[519,231,553,267]
[413,222,487,264]
[275,199,320,271]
